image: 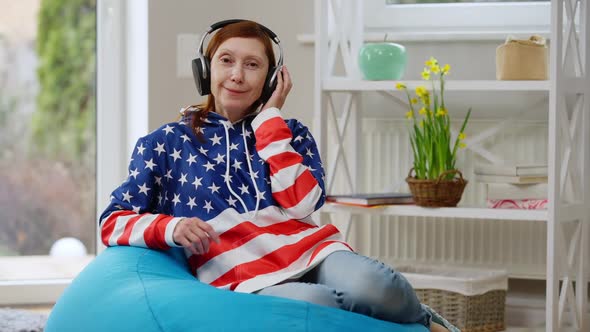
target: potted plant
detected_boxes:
[396,57,472,207]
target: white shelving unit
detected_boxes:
[313,1,589,331]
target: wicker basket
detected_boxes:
[406,168,467,207]
[398,266,508,332]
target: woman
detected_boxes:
[99,20,452,332]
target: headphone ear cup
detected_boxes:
[192,57,211,96]
[260,66,278,104]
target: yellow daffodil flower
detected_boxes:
[405,111,413,119]
[415,86,428,97]
[458,132,466,140]
[459,142,467,149]
[436,109,446,117]
[425,56,438,67]
[421,69,430,80]
[442,64,451,75]
[411,98,418,104]
[430,64,440,74]
[396,83,406,90]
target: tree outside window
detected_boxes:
[0,0,96,259]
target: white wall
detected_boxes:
[147,0,315,131]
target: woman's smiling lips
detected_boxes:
[224,87,246,95]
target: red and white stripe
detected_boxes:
[100,210,183,249]
[186,205,351,293]
[251,107,322,219]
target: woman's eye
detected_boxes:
[220,57,232,64]
[246,62,259,69]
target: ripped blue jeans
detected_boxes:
[256,251,431,328]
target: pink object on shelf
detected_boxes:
[486,198,548,209]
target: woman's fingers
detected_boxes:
[173,217,219,255]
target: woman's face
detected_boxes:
[210,37,269,119]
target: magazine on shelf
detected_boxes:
[326,193,414,206]
[486,198,548,210]
[474,163,547,177]
[474,174,548,184]
[486,183,547,200]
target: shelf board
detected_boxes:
[323,78,550,92]
[321,202,547,221]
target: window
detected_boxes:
[0,0,97,305]
[364,0,551,35]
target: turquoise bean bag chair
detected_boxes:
[46,246,428,332]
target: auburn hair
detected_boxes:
[189,20,277,140]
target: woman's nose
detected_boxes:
[230,66,244,83]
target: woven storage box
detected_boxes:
[398,266,508,332]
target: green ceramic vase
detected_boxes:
[358,42,407,80]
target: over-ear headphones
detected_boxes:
[192,19,284,104]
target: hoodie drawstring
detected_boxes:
[222,121,260,220]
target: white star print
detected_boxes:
[187,153,197,166]
[256,191,267,201]
[157,193,163,204]
[229,142,239,151]
[251,171,259,179]
[294,135,303,143]
[187,196,197,210]
[232,159,243,171]
[196,126,205,134]
[306,148,315,158]
[138,182,151,195]
[213,153,225,164]
[306,133,312,140]
[153,142,166,156]
[203,200,214,213]
[244,152,254,161]
[136,143,145,155]
[192,176,203,189]
[122,190,133,203]
[226,196,237,207]
[239,184,249,194]
[132,205,141,213]
[171,193,181,206]
[198,146,208,155]
[203,161,215,172]
[144,158,156,171]
[221,174,233,184]
[163,125,174,135]
[164,169,173,181]
[170,148,182,162]
[180,134,191,143]
[178,173,188,186]
[129,168,139,179]
[221,120,234,130]
[210,133,222,145]
[307,165,316,172]
[241,129,252,138]
[208,182,220,194]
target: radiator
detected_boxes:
[330,118,558,279]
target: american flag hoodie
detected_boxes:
[99,107,351,293]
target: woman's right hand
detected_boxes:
[172,217,220,255]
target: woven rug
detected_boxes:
[0,308,48,332]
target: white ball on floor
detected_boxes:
[49,237,88,257]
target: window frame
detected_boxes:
[0,0,135,306]
[363,0,551,35]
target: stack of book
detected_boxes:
[326,192,414,207]
[474,163,548,209]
